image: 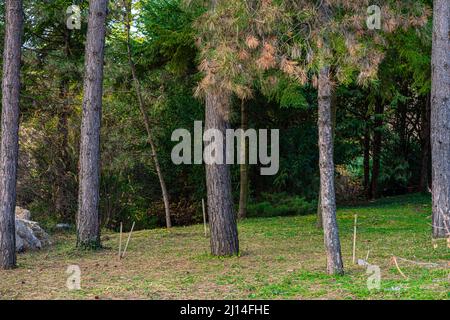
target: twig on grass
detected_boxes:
[395,256,445,268]
[391,256,408,279]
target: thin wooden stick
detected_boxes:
[121,222,135,259]
[392,256,408,279]
[202,198,208,237]
[118,222,123,260]
[352,214,358,264]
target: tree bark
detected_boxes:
[205,89,239,256]
[317,66,344,275]
[317,90,336,229]
[204,0,239,256]
[238,100,249,220]
[370,101,384,199]
[431,0,450,239]
[123,0,171,228]
[419,94,431,193]
[0,0,23,270]
[77,0,108,248]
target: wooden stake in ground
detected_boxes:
[118,222,123,259]
[121,222,135,259]
[202,198,208,237]
[352,214,358,264]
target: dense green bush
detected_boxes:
[247,193,316,218]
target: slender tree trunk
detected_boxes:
[363,122,371,198]
[205,89,239,256]
[123,0,171,228]
[419,94,431,193]
[55,79,70,219]
[317,66,344,275]
[0,0,23,269]
[431,0,450,239]
[370,102,384,199]
[77,0,108,248]
[238,100,249,220]
[55,29,72,220]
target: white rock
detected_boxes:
[14,207,51,253]
[15,206,31,220]
[15,219,42,252]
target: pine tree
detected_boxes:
[77,0,109,248]
[0,0,23,269]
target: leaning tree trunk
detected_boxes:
[363,122,371,199]
[55,29,72,221]
[0,0,23,270]
[55,79,70,220]
[77,0,108,248]
[238,100,249,220]
[419,94,431,193]
[370,102,384,200]
[205,89,239,256]
[317,66,344,275]
[123,0,171,228]
[431,0,450,239]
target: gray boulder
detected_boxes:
[14,209,51,252]
[15,219,42,252]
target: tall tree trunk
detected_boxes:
[205,89,239,256]
[363,122,371,199]
[238,100,248,220]
[77,0,108,248]
[317,90,336,229]
[431,0,450,239]
[370,101,384,199]
[123,0,171,228]
[204,0,239,256]
[317,66,344,275]
[419,94,431,193]
[0,0,23,270]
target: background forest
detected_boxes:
[2,0,433,232]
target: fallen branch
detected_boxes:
[395,256,446,268]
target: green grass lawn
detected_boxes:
[0,193,448,300]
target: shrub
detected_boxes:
[247,193,315,218]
